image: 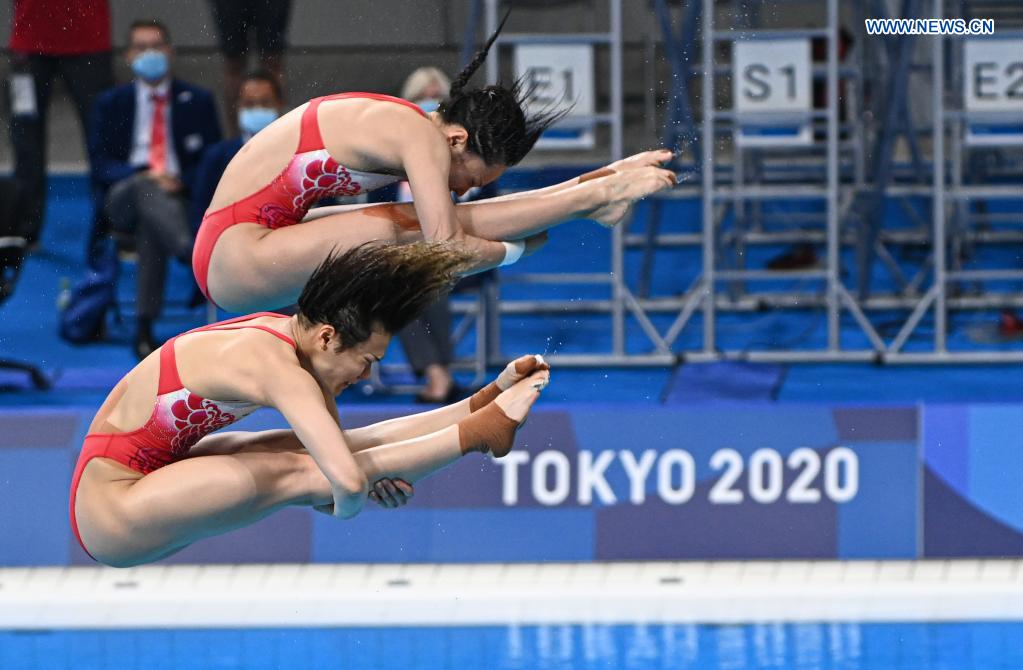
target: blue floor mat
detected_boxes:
[663,361,787,403]
[2,175,1023,407]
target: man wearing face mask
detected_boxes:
[88,19,221,359]
[190,71,284,239]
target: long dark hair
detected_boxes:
[297,243,472,348]
[437,12,568,167]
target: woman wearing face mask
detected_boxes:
[400,66,450,115]
[192,15,677,313]
[70,242,551,567]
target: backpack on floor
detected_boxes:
[59,242,119,344]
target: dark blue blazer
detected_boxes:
[189,136,244,230]
[88,79,221,198]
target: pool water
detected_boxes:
[1,622,1021,670]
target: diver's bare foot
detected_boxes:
[458,371,550,458]
[495,371,549,425]
[606,149,674,174]
[589,167,677,228]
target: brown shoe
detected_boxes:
[767,244,818,271]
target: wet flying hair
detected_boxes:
[297,243,472,348]
[437,11,568,167]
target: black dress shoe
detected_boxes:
[187,285,207,309]
[133,332,160,360]
[415,384,467,404]
[444,384,468,403]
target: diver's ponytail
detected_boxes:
[437,8,568,167]
[450,9,511,97]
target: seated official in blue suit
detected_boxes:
[88,19,221,359]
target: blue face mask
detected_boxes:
[417,98,441,113]
[132,50,169,82]
[238,107,279,136]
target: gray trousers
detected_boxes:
[398,299,453,375]
[104,174,193,321]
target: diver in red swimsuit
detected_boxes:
[195,17,677,312]
[192,91,428,304]
[71,243,550,567]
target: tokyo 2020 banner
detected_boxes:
[307,405,920,563]
[0,403,1015,565]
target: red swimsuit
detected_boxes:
[192,92,426,306]
[68,313,296,559]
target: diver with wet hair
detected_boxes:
[192,13,675,312]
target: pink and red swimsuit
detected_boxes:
[68,313,295,559]
[192,92,427,306]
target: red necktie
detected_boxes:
[149,93,167,173]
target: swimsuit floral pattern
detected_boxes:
[168,394,237,453]
[257,150,363,230]
[126,389,257,474]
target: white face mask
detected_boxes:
[131,49,169,82]
[238,107,279,136]
[417,98,442,113]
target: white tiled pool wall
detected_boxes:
[2,559,1020,628]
